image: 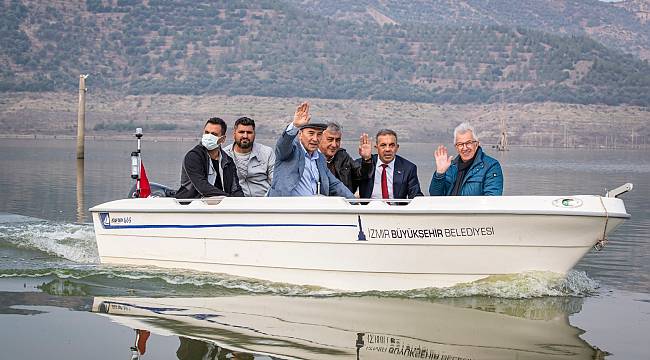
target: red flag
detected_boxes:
[136,329,151,355]
[139,162,151,198]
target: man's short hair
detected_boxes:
[376,129,398,143]
[234,116,256,129]
[453,122,479,142]
[205,117,227,135]
[325,122,342,133]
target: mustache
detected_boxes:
[236,139,253,148]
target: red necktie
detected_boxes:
[380,164,389,199]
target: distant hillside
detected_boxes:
[2,91,649,149]
[1,0,649,106]
[294,0,650,59]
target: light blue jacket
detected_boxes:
[429,147,503,196]
[268,125,354,198]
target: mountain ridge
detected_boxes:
[0,0,649,106]
[293,0,650,59]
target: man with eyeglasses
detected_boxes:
[429,122,503,196]
[358,129,423,199]
[175,117,244,199]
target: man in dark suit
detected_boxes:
[358,129,423,199]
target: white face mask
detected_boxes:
[201,133,221,151]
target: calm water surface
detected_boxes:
[0,138,648,359]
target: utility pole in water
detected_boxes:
[76,74,88,159]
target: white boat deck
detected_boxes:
[90,195,630,218]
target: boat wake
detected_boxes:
[0,221,98,264]
[0,266,599,299]
[0,217,599,299]
[390,270,600,298]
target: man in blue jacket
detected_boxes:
[429,122,503,196]
[268,102,357,198]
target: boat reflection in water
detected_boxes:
[92,295,605,360]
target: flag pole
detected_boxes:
[131,128,143,197]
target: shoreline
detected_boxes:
[2,91,650,148]
[0,133,199,142]
[1,133,648,150]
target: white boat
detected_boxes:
[89,183,632,292]
[91,295,602,359]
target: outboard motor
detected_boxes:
[128,182,176,198]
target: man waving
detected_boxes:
[268,102,366,198]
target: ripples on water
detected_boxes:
[1,140,649,359]
[0,222,97,263]
[0,140,648,294]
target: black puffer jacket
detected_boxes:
[328,148,373,193]
[175,144,244,199]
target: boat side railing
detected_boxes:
[605,183,633,198]
[172,197,412,206]
[345,198,412,205]
[175,197,226,205]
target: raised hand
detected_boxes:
[434,145,453,174]
[358,133,372,160]
[292,101,311,128]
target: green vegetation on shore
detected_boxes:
[1,0,649,106]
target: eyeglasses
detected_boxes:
[455,140,477,149]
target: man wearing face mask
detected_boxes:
[175,117,244,199]
[268,102,354,198]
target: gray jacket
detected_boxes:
[223,142,275,197]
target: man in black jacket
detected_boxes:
[318,122,373,194]
[175,117,244,199]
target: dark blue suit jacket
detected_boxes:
[358,154,423,199]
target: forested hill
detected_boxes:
[1,0,649,106]
[294,0,650,60]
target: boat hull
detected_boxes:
[90,196,629,291]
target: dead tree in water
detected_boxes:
[495,113,508,151]
[76,74,88,159]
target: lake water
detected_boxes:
[0,138,649,359]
